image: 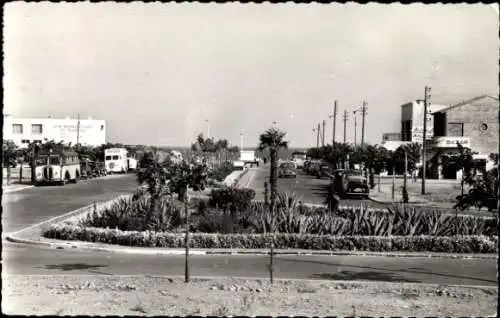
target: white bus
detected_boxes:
[34,150,80,186]
[105,148,128,174]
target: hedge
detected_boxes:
[43,223,498,254]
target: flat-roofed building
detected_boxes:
[3,115,106,148]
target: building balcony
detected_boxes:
[428,136,471,149]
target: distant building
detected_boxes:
[3,115,106,149]
[382,95,499,179]
[382,133,401,141]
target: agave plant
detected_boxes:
[388,204,424,236]
[276,191,304,234]
[362,210,389,236]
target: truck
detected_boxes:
[236,150,259,168]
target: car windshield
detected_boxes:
[49,156,61,165]
[35,156,48,166]
[281,163,295,169]
[345,170,362,176]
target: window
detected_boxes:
[12,124,23,134]
[112,155,119,160]
[32,124,43,134]
[49,156,61,165]
[100,125,104,131]
[21,139,30,144]
[33,140,42,144]
[105,156,112,160]
[480,123,488,132]
[35,156,48,166]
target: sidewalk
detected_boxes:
[369,178,465,206]
[369,183,428,205]
[2,183,34,194]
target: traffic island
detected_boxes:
[32,190,498,257]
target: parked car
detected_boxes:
[316,163,335,179]
[303,160,311,171]
[79,158,93,180]
[278,162,297,178]
[307,160,322,176]
[331,169,369,198]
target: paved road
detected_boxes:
[245,166,390,208]
[244,166,494,217]
[2,168,497,287]
[3,241,496,286]
[2,174,139,234]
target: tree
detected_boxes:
[453,144,497,211]
[392,143,421,175]
[136,151,208,283]
[2,140,19,185]
[258,127,288,284]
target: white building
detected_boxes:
[3,115,106,148]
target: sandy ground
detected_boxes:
[2,275,497,316]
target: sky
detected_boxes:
[4,3,499,148]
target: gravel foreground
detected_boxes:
[2,275,498,316]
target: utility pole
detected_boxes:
[322,120,326,147]
[353,110,358,146]
[329,101,338,146]
[317,123,321,148]
[422,86,431,195]
[312,124,316,147]
[76,113,80,146]
[361,101,367,146]
[342,110,348,144]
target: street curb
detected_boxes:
[368,195,427,205]
[5,182,497,260]
[234,168,250,188]
[6,234,497,259]
[2,185,34,194]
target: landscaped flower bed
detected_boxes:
[43,224,498,253]
[42,188,499,253]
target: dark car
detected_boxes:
[332,169,369,198]
[316,163,335,179]
[307,160,322,176]
[278,162,297,178]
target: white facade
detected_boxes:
[401,101,450,144]
[3,115,106,148]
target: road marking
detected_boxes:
[244,171,256,188]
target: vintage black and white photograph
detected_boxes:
[2,2,499,316]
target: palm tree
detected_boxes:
[258,127,288,284]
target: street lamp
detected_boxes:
[240,132,244,151]
[205,119,210,139]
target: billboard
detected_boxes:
[411,101,433,143]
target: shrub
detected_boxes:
[80,194,183,232]
[209,187,256,212]
[43,224,498,254]
[208,162,235,182]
